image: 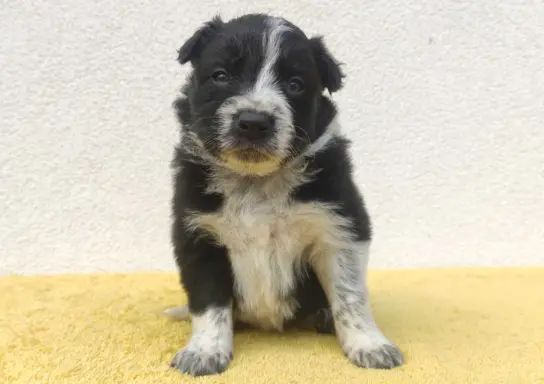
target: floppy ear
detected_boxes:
[177,16,224,65]
[310,36,345,93]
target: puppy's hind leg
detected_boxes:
[164,305,191,321]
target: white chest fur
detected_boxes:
[186,168,353,330]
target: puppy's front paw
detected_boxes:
[343,332,404,369]
[170,342,232,376]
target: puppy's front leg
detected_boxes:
[313,241,404,369]
[171,232,234,376]
[171,306,233,376]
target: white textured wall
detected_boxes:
[1,1,543,275]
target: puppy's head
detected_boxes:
[176,14,343,176]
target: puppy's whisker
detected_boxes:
[293,125,312,145]
[184,116,214,132]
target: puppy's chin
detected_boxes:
[219,149,283,177]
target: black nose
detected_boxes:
[236,111,274,139]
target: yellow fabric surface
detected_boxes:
[1,268,543,384]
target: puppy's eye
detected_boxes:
[212,70,230,85]
[286,77,304,95]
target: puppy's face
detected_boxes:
[177,14,343,176]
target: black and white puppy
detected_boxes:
[169,13,403,376]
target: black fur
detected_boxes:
[309,36,345,93]
[177,16,224,65]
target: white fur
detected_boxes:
[190,307,232,351]
[312,241,403,367]
[303,116,341,157]
[171,306,233,372]
[185,159,356,331]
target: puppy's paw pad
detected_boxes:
[347,342,404,369]
[170,347,232,376]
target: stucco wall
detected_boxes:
[1,1,543,275]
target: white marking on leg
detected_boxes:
[313,241,404,369]
[171,306,233,376]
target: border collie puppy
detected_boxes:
[169,13,403,376]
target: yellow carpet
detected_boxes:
[1,268,543,383]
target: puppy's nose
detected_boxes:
[236,111,274,139]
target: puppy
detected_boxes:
[169,13,403,376]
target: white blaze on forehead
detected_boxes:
[250,17,293,157]
[254,17,291,94]
[216,17,294,163]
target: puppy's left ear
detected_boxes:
[178,16,224,65]
[310,36,345,93]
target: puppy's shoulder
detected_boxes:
[172,146,222,215]
[294,135,372,241]
[295,134,355,201]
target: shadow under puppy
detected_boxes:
[167,13,403,376]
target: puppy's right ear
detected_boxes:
[177,16,224,65]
